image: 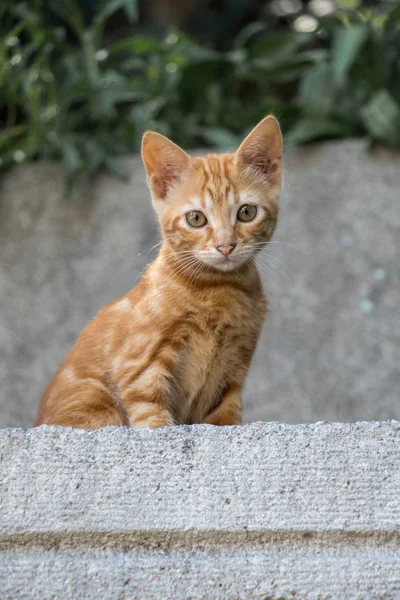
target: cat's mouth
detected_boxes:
[202,254,245,272]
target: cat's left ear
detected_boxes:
[142,131,191,201]
[235,115,283,186]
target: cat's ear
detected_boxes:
[236,115,283,185]
[142,131,191,201]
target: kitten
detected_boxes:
[34,115,283,429]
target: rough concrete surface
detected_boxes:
[0,140,399,427]
[1,422,400,599]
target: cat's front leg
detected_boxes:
[122,364,176,428]
[126,400,175,428]
[204,383,242,426]
[119,330,188,428]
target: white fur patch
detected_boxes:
[189,195,202,206]
[227,190,236,208]
[184,198,200,211]
[111,297,132,313]
[62,366,77,384]
[229,209,237,227]
[239,191,259,205]
[204,190,213,211]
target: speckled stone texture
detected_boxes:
[0,140,399,427]
[1,422,400,599]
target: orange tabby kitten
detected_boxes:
[35,115,283,429]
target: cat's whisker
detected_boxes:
[250,243,288,254]
[137,240,163,257]
[266,257,293,283]
[164,252,195,264]
[251,241,308,255]
[252,239,304,245]
[241,241,293,284]
[262,250,289,260]
[187,260,204,289]
[135,260,154,283]
[190,257,208,288]
[281,166,309,175]
[196,262,208,285]
[166,255,201,283]
[169,252,196,263]
[173,261,200,281]
[256,254,293,284]
[167,261,195,282]
[258,248,292,266]
[164,252,194,263]
[253,257,280,286]
[165,251,198,263]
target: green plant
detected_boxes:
[286,1,400,146]
[0,0,399,193]
[0,0,142,193]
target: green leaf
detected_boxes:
[337,0,361,8]
[233,21,267,49]
[249,31,311,61]
[49,0,85,40]
[298,65,336,117]
[250,48,326,73]
[91,81,146,118]
[109,36,162,56]
[385,4,400,31]
[360,90,400,146]
[82,30,99,85]
[332,25,368,86]
[0,125,26,150]
[286,118,350,145]
[104,156,128,180]
[61,139,82,174]
[121,0,139,21]
[93,0,134,29]
[197,127,239,149]
[179,43,221,63]
[92,0,138,44]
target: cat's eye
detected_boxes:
[186,211,208,228]
[237,204,257,222]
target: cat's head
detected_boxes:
[141,115,282,272]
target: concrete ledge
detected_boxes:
[1,422,400,598]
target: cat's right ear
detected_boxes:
[235,115,283,187]
[141,131,191,201]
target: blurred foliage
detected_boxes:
[0,0,399,192]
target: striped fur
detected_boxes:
[35,116,283,429]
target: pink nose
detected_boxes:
[216,243,237,257]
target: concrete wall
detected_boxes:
[1,140,400,428]
[1,422,400,599]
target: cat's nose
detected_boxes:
[216,243,237,257]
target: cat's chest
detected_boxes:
[184,313,237,373]
[179,321,234,403]
[176,296,263,420]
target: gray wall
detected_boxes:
[0,140,399,427]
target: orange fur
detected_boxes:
[35,116,283,429]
